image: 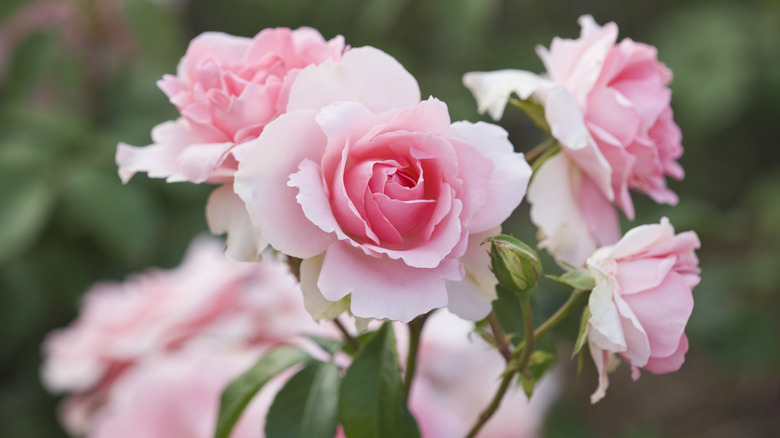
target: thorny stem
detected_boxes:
[403,311,433,402]
[487,312,511,362]
[466,289,589,438]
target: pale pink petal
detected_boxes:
[545,87,614,201]
[528,154,598,267]
[461,70,554,120]
[537,16,618,107]
[587,274,626,352]
[613,256,676,295]
[299,253,350,321]
[609,217,675,259]
[178,141,235,184]
[445,227,500,321]
[205,185,268,261]
[116,119,200,183]
[588,342,610,404]
[317,242,455,322]
[234,110,333,258]
[621,272,694,358]
[643,334,689,374]
[576,173,621,247]
[449,121,532,232]
[287,46,420,114]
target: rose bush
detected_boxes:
[464,15,684,266]
[234,46,532,322]
[585,217,700,403]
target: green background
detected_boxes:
[1,0,778,436]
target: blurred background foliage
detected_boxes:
[0,0,778,436]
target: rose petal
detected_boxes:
[317,242,455,322]
[234,110,333,258]
[205,185,268,261]
[461,70,553,120]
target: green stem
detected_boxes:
[403,312,432,402]
[465,289,589,438]
[333,317,360,352]
[516,297,535,371]
[465,368,516,438]
[487,312,511,362]
[523,137,556,164]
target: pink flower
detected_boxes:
[40,237,328,433]
[464,15,684,266]
[116,27,345,185]
[234,47,532,322]
[85,346,279,438]
[585,217,700,403]
[406,311,559,437]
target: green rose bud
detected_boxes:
[488,235,543,299]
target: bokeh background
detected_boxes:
[1,0,778,436]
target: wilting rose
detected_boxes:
[586,217,700,403]
[464,15,684,266]
[116,27,345,185]
[234,47,532,322]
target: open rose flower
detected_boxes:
[116,27,345,185]
[40,237,331,434]
[116,28,345,260]
[83,346,277,438]
[585,217,700,403]
[464,15,684,266]
[234,47,532,322]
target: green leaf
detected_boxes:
[518,347,557,398]
[339,323,419,438]
[546,268,595,291]
[492,285,525,346]
[305,334,345,356]
[265,361,340,438]
[571,306,590,359]
[215,346,311,438]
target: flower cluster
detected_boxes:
[42,237,555,438]
[42,14,704,438]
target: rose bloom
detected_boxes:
[40,237,330,434]
[406,311,559,438]
[585,217,700,403]
[116,28,345,260]
[84,346,278,438]
[464,15,684,266]
[234,46,532,322]
[116,27,345,185]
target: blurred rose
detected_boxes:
[464,15,684,266]
[41,237,330,434]
[586,217,700,403]
[86,346,278,438]
[407,311,558,437]
[235,47,532,322]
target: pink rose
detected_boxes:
[464,15,684,266]
[234,47,532,322]
[116,27,345,185]
[85,346,278,438]
[585,217,700,403]
[41,236,325,424]
[406,311,559,438]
